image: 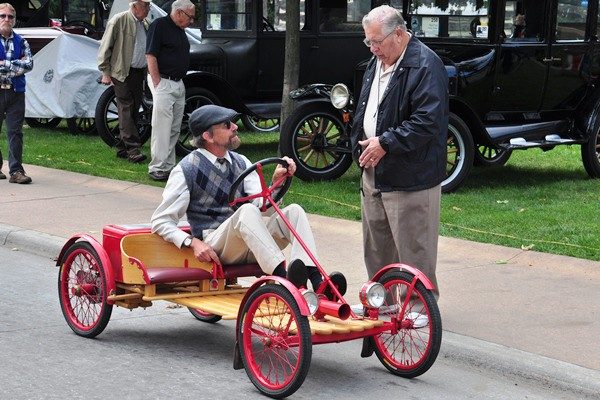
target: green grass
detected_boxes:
[6,123,600,261]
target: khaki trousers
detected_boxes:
[361,168,441,291]
[204,203,319,274]
[148,76,185,173]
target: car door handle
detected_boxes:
[543,57,562,63]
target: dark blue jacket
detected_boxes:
[0,32,27,92]
[351,36,449,192]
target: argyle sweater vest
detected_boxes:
[180,150,247,239]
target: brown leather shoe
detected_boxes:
[0,170,6,180]
[9,171,32,184]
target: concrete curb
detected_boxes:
[0,223,64,261]
[3,224,599,396]
[441,331,600,398]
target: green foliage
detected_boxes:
[6,124,600,261]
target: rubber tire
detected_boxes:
[474,145,512,167]
[241,115,280,133]
[95,85,151,148]
[238,284,312,398]
[279,102,352,181]
[372,269,442,378]
[26,117,62,128]
[442,113,475,193]
[176,87,221,156]
[581,129,600,178]
[58,241,113,338]
[67,118,96,135]
[188,308,222,323]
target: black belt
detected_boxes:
[159,74,182,82]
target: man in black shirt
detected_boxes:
[145,0,195,181]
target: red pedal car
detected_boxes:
[56,158,442,398]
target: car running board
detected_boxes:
[503,135,581,149]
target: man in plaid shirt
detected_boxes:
[0,2,33,184]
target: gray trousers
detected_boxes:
[0,90,25,175]
[148,76,185,173]
[204,203,319,274]
[361,168,441,292]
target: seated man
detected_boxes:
[151,105,323,289]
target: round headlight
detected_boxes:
[359,281,386,308]
[330,83,350,109]
[301,289,319,315]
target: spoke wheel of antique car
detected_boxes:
[474,145,512,167]
[238,284,312,398]
[581,129,600,178]
[442,113,474,193]
[280,102,353,181]
[241,115,280,133]
[95,85,151,149]
[372,269,442,378]
[58,242,113,338]
[176,87,221,156]
[25,117,62,129]
[188,308,222,323]
[67,117,96,135]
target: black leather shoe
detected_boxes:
[322,271,347,300]
[286,259,308,288]
[148,170,169,181]
[116,150,128,159]
[128,153,147,163]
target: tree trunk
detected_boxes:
[279,0,300,153]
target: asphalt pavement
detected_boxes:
[1,163,599,396]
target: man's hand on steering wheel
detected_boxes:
[273,156,295,183]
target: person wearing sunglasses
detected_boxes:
[98,0,152,164]
[0,3,33,184]
[350,5,448,295]
[145,0,196,181]
[151,104,324,289]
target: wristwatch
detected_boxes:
[182,235,193,248]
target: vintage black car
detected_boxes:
[279,0,600,192]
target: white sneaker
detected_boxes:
[407,312,429,328]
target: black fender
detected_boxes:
[289,83,334,101]
[183,71,256,116]
[449,96,490,146]
[574,85,600,139]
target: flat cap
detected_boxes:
[188,105,240,136]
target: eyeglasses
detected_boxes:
[179,9,195,21]
[0,14,15,20]
[363,28,397,47]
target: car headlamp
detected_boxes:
[301,289,319,315]
[330,83,350,109]
[359,281,386,308]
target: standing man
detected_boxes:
[351,5,448,293]
[97,0,152,164]
[0,3,33,184]
[145,0,195,181]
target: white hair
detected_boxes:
[362,5,406,34]
[171,0,195,12]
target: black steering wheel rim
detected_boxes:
[228,157,292,211]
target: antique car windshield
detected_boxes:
[205,0,253,31]
[408,0,490,39]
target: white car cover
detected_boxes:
[25,32,103,118]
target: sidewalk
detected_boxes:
[2,164,599,393]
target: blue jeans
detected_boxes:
[0,89,26,175]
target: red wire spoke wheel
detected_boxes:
[372,270,442,378]
[58,242,112,338]
[238,284,312,398]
